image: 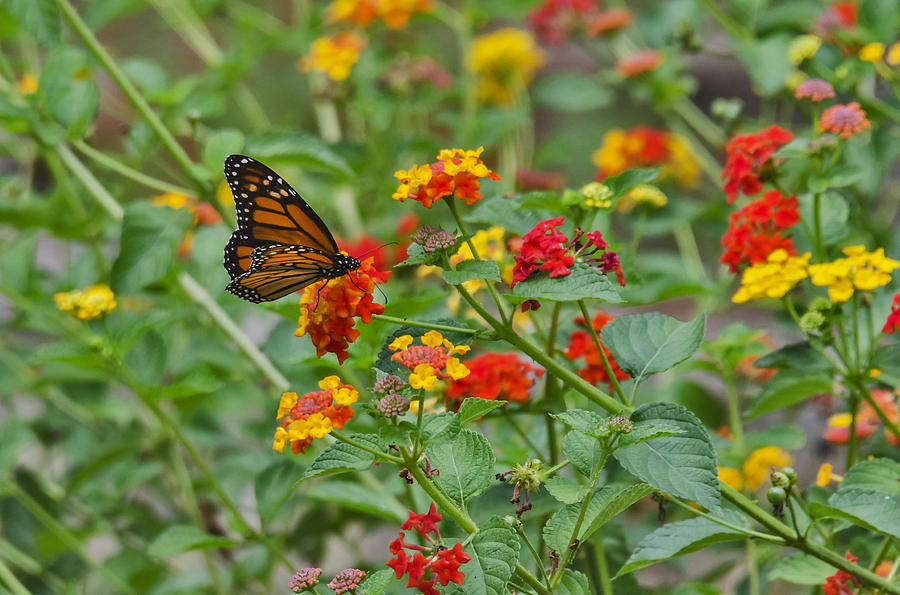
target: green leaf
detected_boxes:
[798,192,849,246]
[617,514,746,575]
[753,342,833,373]
[769,554,836,586]
[556,570,591,595]
[617,420,686,448]
[808,165,864,193]
[421,412,461,444]
[38,47,100,137]
[396,236,464,267]
[745,372,833,419]
[614,402,720,510]
[204,129,246,174]
[426,429,495,505]
[244,129,353,178]
[147,525,236,557]
[735,35,793,96]
[744,425,806,451]
[465,194,556,236]
[255,460,300,525]
[111,202,193,293]
[457,517,520,595]
[124,329,166,386]
[296,434,383,484]
[306,481,405,522]
[4,0,59,46]
[358,569,395,595]
[821,458,900,539]
[533,72,613,112]
[603,167,663,199]
[839,458,900,495]
[544,483,654,554]
[552,409,606,435]
[509,263,623,304]
[564,431,603,477]
[601,313,706,381]
[545,477,590,504]
[873,344,900,377]
[443,259,501,285]
[457,398,506,424]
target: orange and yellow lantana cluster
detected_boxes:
[592,126,699,188]
[389,330,471,389]
[468,28,544,105]
[393,147,501,208]
[327,0,430,29]
[300,32,367,81]
[273,376,359,454]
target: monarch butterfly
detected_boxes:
[222,155,361,303]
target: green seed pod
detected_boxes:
[781,467,797,486]
[770,471,790,489]
[767,486,787,505]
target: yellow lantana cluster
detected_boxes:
[54,284,117,321]
[718,446,793,492]
[616,184,668,213]
[732,250,811,304]
[787,34,821,65]
[328,0,430,29]
[389,330,471,390]
[299,32,367,81]
[808,245,899,302]
[468,28,544,105]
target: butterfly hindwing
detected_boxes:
[225,245,337,303]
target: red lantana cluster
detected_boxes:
[393,147,501,209]
[822,552,860,595]
[720,190,800,272]
[721,125,793,203]
[386,504,470,594]
[295,257,389,364]
[527,0,633,44]
[883,293,900,333]
[565,312,630,388]
[444,352,544,404]
[510,217,624,288]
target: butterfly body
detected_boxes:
[222,155,360,303]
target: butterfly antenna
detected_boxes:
[375,283,389,305]
[356,241,398,259]
[347,272,389,304]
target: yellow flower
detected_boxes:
[617,184,668,213]
[443,339,471,356]
[717,466,743,491]
[333,386,359,406]
[468,28,544,105]
[787,35,822,65]
[664,134,700,187]
[421,330,444,347]
[17,73,38,96]
[277,392,299,418]
[445,357,470,380]
[318,375,341,390]
[54,284,118,320]
[742,446,792,491]
[859,42,885,62]
[409,395,440,414]
[732,250,810,304]
[784,69,807,91]
[216,181,234,205]
[827,412,853,429]
[581,182,613,209]
[870,368,883,378]
[299,32,366,81]
[816,462,843,487]
[306,413,333,439]
[389,334,414,351]
[152,191,191,210]
[272,427,288,452]
[409,363,437,389]
[887,42,900,66]
[808,245,899,302]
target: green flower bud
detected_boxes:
[767,486,787,505]
[781,467,797,486]
[799,311,826,333]
[809,297,831,312]
[770,471,790,489]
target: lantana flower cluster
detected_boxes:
[824,389,899,446]
[300,32,367,82]
[389,331,471,389]
[510,217,625,288]
[592,126,699,188]
[54,284,117,321]
[468,28,544,105]
[273,376,359,454]
[720,125,793,203]
[565,311,630,388]
[732,249,811,304]
[295,256,389,364]
[807,245,899,303]
[393,147,501,209]
[327,0,430,29]
[822,552,860,595]
[720,190,800,273]
[386,503,471,594]
[717,446,793,492]
[527,0,633,44]
[444,352,543,404]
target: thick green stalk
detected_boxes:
[515,522,551,590]
[73,140,193,195]
[54,144,124,220]
[578,300,628,404]
[0,556,32,595]
[331,431,404,465]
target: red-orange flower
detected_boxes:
[294,257,389,364]
[444,352,543,404]
[616,50,663,77]
[273,376,359,454]
[720,190,800,273]
[823,389,899,445]
[565,312,630,387]
[721,125,793,203]
[822,552,860,595]
[587,8,633,36]
[795,79,835,102]
[527,0,597,44]
[393,147,501,209]
[592,126,699,188]
[883,292,900,333]
[820,102,870,139]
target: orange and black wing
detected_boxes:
[223,154,339,281]
[225,245,339,303]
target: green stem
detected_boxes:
[446,198,510,325]
[594,539,614,595]
[401,449,476,533]
[372,314,478,335]
[0,481,139,595]
[543,302,563,463]
[847,394,859,469]
[663,494,786,543]
[723,370,745,454]
[178,273,290,391]
[516,522,551,590]
[673,221,708,286]
[73,140,193,195]
[54,144,124,220]
[747,540,760,595]
[812,192,825,261]
[0,556,32,595]
[331,430,404,465]
[670,97,727,147]
[577,300,628,405]
[413,389,427,455]
[694,0,752,39]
